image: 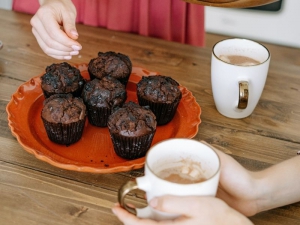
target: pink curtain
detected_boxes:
[12,0,205,46]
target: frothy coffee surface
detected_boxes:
[219,54,261,66]
[156,163,207,184]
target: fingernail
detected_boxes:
[70,29,78,37]
[70,51,79,56]
[64,56,72,60]
[149,198,158,208]
[71,45,82,51]
[111,207,117,215]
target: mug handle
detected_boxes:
[238,81,249,109]
[118,180,153,219]
[118,180,139,215]
[118,176,153,218]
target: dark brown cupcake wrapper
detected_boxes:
[42,117,86,145]
[86,105,111,127]
[109,131,156,160]
[138,96,181,125]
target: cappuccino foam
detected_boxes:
[219,54,261,66]
[156,163,207,184]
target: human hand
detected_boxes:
[30,0,82,60]
[112,195,253,225]
[200,141,259,216]
[213,142,300,215]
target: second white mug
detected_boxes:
[211,38,270,119]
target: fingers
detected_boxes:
[199,140,243,178]
[149,195,214,216]
[113,197,253,225]
[61,11,79,40]
[32,28,73,59]
[112,205,157,225]
[200,140,258,216]
[30,3,82,60]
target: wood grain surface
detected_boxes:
[0,9,299,225]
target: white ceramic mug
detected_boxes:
[118,138,220,221]
[211,38,270,119]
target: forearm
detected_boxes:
[254,156,300,212]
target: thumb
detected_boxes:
[61,13,78,40]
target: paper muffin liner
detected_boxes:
[86,105,111,127]
[42,117,86,145]
[109,131,156,160]
[137,96,181,125]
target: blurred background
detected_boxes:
[205,0,300,48]
[1,0,299,48]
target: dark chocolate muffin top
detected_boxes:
[41,94,86,124]
[82,76,127,108]
[40,62,85,94]
[137,75,182,103]
[108,101,156,137]
[88,51,132,80]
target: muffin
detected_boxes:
[137,75,182,125]
[82,76,127,127]
[88,51,132,86]
[107,101,157,160]
[40,62,85,98]
[41,94,86,145]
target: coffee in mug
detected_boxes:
[219,55,261,66]
[156,161,207,184]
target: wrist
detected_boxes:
[252,170,274,214]
[252,157,300,214]
[234,170,267,216]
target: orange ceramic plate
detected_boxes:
[6,64,201,173]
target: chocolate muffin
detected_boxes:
[41,94,86,145]
[137,75,182,125]
[40,62,85,98]
[82,76,127,127]
[107,101,157,160]
[88,51,132,86]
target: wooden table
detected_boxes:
[1,9,300,225]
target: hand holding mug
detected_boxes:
[117,138,221,221]
[113,195,253,225]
